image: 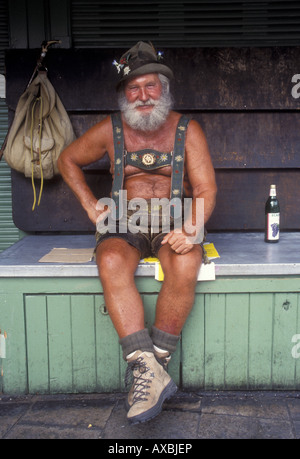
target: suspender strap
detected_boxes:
[170,115,190,217]
[111,112,124,219]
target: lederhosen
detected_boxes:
[111,112,190,219]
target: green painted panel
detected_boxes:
[272,293,300,389]
[1,277,300,393]
[2,276,300,296]
[94,294,121,392]
[70,295,97,392]
[224,293,249,389]
[25,295,49,393]
[295,296,300,385]
[181,293,205,389]
[248,293,273,389]
[47,295,73,393]
[24,293,123,394]
[0,293,27,394]
[204,293,226,389]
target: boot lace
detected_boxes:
[125,356,153,403]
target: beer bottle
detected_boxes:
[265,184,280,243]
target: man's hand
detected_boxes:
[86,201,110,227]
[161,229,194,255]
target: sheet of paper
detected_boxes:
[39,248,94,263]
[197,262,215,281]
[203,242,220,260]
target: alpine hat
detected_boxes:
[113,41,174,89]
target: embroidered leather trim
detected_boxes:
[125,149,173,170]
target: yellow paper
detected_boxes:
[203,243,220,259]
[142,257,159,263]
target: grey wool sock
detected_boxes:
[119,328,154,360]
[151,326,180,354]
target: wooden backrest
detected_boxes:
[5,47,300,232]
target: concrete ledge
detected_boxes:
[0,232,299,278]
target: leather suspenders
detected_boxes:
[111,112,190,219]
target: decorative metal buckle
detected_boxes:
[141,152,156,166]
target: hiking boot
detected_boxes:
[125,350,177,424]
[125,348,172,411]
[153,346,171,370]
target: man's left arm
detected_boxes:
[162,120,217,254]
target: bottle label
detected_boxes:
[266,212,280,240]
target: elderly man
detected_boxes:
[58,42,217,425]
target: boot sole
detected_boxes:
[127,379,177,425]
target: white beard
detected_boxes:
[118,88,173,132]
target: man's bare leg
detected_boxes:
[96,238,144,338]
[154,244,202,336]
[96,237,178,424]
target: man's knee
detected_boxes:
[96,238,139,280]
[162,250,202,286]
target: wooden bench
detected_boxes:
[1,47,300,394]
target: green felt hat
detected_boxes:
[113,41,174,88]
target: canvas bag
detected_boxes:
[2,70,76,207]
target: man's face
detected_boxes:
[124,74,162,114]
[118,73,173,132]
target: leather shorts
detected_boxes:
[95,200,178,259]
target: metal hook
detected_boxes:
[27,40,62,88]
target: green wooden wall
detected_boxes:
[1,276,300,394]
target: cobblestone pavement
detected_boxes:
[1,390,300,440]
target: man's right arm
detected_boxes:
[57,117,112,225]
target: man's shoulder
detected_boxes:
[170,111,201,129]
[87,115,113,137]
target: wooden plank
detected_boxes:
[70,295,97,392]
[172,47,300,111]
[94,294,121,391]
[11,168,300,232]
[11,169,111,232]
[198,112,300,169]
[0,293,27,394]
[71,111,300,169]
[204,293,226,389]
[5,47,300,111]
[207,169,300,231]
[25,295,49,393]
[294,295,300,386]
[181,293,205,389]
[1,275,300,297]
[248,293,273,389]
[47,295,73,393]
[224,293,249,389]
[272,293,299,389]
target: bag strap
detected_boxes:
[30,95,44,210]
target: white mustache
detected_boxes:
[131,99,158,109]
